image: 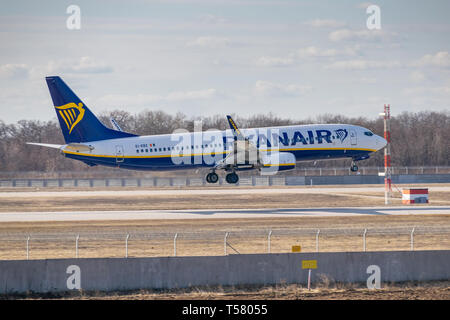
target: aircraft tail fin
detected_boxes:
[46,76,137,143]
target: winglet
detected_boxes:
[226,115,245,140]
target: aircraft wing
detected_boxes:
[216,116,261,169]
[27,142,94,152]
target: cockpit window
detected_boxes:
[364,131,374,136]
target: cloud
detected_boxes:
[28,57,114,77]
[186,36,232,48]
[325,60,402,70]
[51,57,114,74]
[356,2,375,9]
[0,64,29,79]
[255,46,359,68]
[200,14,228,24]
[402,86,450,96]
[255,56,294,67]
[329,29,397,42]
[304,19,346,28]
[166,88,217,101]
[410,71,426,83]
[412,51,450,68]
[295,46,358,58]
[254,80,312,97]
[97,88,218,107]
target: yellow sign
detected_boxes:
[55,102,85,134]
[302,260,317,269]
[292,245,301,252]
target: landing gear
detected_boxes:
[225,172,239,184]
[350,162,359,172]
[206,172,219,184]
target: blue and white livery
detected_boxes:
[28,76,387,184]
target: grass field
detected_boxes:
[0,215,449,260]
[0,185,449,299]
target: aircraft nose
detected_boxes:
[377,135,387,149]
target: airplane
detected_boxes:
[28,76,387,184]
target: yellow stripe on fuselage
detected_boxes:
[63,147,376,159]
[263,163,295,167]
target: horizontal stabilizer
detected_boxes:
[26,142,63,149]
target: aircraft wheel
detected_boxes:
[350,163,359,172]
[225,172,239,184]
[206,172,219,184]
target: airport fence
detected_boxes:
[1,226,449,260]
[1,166,449,179]
[0,167,449,188]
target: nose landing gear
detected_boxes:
[350,161,359,172]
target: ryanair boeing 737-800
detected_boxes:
[28,76,387,184]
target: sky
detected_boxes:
[1,0,449,124]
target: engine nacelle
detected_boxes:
[260,152,296,175]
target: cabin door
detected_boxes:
[350,130,357,145]
[115,145,125,163]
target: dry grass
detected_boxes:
[1,215,449,260]
[4,281,449,300]
[0,185,449,212]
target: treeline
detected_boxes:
[0,110,448,173]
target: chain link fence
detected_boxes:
[1,226,449,260]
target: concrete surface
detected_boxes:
[0,206,449,222]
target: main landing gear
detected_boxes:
[206,171,219,183]
[225,172,239,184]
[205,171,240,184]
[350,161,359,172]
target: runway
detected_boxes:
[0,206,449,222]
[1,186,449,198]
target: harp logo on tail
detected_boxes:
[55,102,85,134]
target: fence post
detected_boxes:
[125,234,130,258]
[26,236,30,260]
[174,233,178,256]
[316,229,320,252]
[76,234,79,258]
[410,228,415,251]
[363,229,367,252]
[224,232,229,255]
[268,230,272,253]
